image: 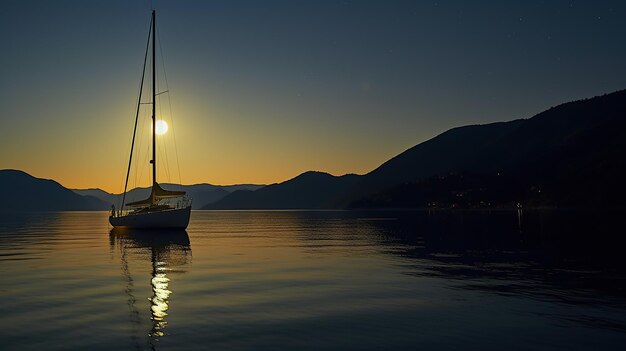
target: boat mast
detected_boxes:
[151,9,157,189]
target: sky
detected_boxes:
[1,0,625,192]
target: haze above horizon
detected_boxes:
[1,0,625,193]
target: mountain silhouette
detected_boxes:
[352,89,626,208]
[203,171,360,209]
[206,89,626,209]
[0,170,108,211]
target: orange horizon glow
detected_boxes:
[0,90,423,193]
[0,167,349,194]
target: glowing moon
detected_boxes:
[155,120,168,135]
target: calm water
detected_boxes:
[0,210,625,350]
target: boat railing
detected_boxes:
[174,196,193,209]
[111,196,192,218]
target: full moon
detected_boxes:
[155,120,168,135]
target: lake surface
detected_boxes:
[0,210,625,350]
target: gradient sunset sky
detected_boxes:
[1,1,625,192]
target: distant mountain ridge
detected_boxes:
[0,169,264,211]
[203,171,360,209]
[352,89,626,208]
[0,170,109,211]
[205,89,626,209]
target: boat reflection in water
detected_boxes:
[109,228,191,347]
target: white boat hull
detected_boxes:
[109,206,191,229]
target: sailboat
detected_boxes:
[110,10,192,229]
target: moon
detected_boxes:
[155,120,168,135]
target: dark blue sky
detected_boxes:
[1,0,625,190]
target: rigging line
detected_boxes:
[157,97,172,184]
[158,32,183,189]
[117,106,137,205]
[137,143,151,195]
[163,91,182,187]
[133,55,153,193]
[133,92,149,192]
[117,146,127,207]
[131,111,140,192]
[155,116,171,184]
[156,88,172,184]
[158,132,171,185]
[132,111,142,191]
[118,37,149,207]
[166,98,181,188]
[121,15,152,210]
[168,93,183,190]
[130,36,150,204]
[134,112,150,193]
[154,58,172,185]
[169,96,183,190]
